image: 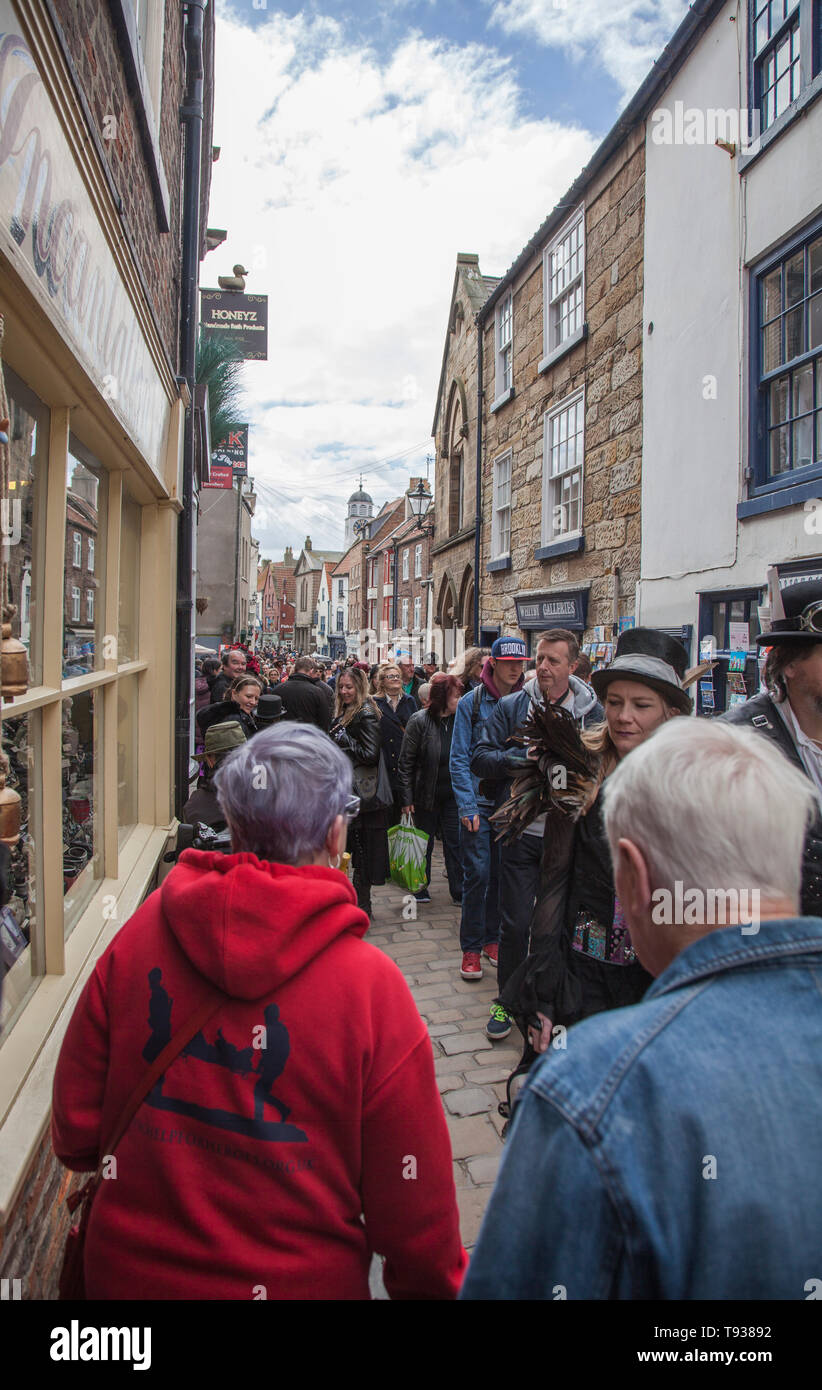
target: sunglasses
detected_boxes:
[344,795,361,822]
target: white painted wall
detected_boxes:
[640,3,822,640]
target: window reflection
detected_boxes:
[62,690,102,935]
[3,369,47,688]
[0,712,41,1039]
[64,441,107,677]
[118,675,138,845]
[118,492,141,663]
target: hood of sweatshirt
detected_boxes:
[480,658,524,702]
[160,850,368,1000]
[523,673,601,721]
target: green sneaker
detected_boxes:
[486,1004,513,1041]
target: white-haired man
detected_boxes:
[462,718,822,1299]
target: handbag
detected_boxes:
[58,988,225,1300]
[352,752,394,812]
[388,812,429,893]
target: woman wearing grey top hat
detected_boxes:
[492,628,693,1102]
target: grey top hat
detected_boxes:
[591,627,692,714]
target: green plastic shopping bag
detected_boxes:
[388,812,429,894]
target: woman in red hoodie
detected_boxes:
[52,724,467,1300]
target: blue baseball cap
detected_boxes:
[491,636,527,661]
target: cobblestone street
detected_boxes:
[367,846,518,1257]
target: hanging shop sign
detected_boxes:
[212,425,249,474]
[0,19,171,473]
[200,291,268,361]
[514,589,588,632]
[203,464,233,489]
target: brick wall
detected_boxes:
[480,131,645,640]
[50,0,185,368]
[0,1129,85,1299]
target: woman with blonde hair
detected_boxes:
[493,629,693,1099]
[374,663,417,827]
[330,666,391,916]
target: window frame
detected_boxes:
[491,450,512,561]
[72,531,81,567]
[748,0,822,146]
[401,597,409,628]
[414,543,422,578]
[541,206,586,369]
[541,389,586,548]
[414,595,421,629]
[494,291,514,408]
[402,548,409,581]
[746,211,822,505]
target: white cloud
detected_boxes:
[209,8,597,553]
[487,0,691,101]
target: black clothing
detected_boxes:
[196,699,256,742]
[374,694,417,799]
[278,672,332,732]
[721,692,822,917]
[210,671,240,704]
[398,709,453,812]
[331,704,390,903]
[313,678,334,716]
[435,714,455,798]
[415,795,462,901]
[181,782,225,831]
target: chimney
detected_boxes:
[304,536,312,552]
[284,545,294,564]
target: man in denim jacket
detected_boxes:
[462,718,822,1299]
[449,637,526,986]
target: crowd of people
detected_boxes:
[50,576,822,1299]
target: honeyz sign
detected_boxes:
[0,20,171,474]
[200,290,268,361]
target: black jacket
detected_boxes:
[331,703,381,772]
[398,709,453,811]
[210,671,235,704]
[721,692,822,917]
[181,782,225,830]
[196,699,257,742]
[374,694,417,794]
[278,672,332,732]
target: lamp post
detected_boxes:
[392,481,435,641]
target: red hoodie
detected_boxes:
[52,852,467,1300]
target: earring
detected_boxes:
[329,853,341,869]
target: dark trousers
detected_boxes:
[498,831,543,992]
[415,793,463,900]
[458,809,501,954]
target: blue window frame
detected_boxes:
[749,215,822,495]
[750,0,822,135]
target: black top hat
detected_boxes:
[756,577,822,645]
[591,626,692,713]
[256,692,284,725]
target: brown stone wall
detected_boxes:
[50,0,186,368]
[480,131,645,643]
[0,1129,85,1299]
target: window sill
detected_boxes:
[737,74,822,175]
[490,387,515,415]
[535,534,585,561]
[538,324,588,375]
[487,556,511,573]
[738,474,822,519]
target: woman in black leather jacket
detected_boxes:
[374,662,417,827]
[330,667,390,917]
[398,673,464,904]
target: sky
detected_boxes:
[208,0,690,556]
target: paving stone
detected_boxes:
[439,1031,493,1055]
[457,1186,494,1246]
[474,1048,521,1068]
[410,983,453,1001]
[447,1113,499,1159]
[462,1065,516,1085]
[467,1153,502,1185]
[436,1074,464,1093]
[424,1006,467,1024]
[391,930,422,940]
[428,1023,461,1038]
[452,1161,473,1188]
[443,1087,496,1117]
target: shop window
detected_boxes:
[62,689,104,938]
[697,592,763,715]
[64,441,107,676]
[3,368,47,687]
[117,675,139,846]
[0,712,42,1036]
[118,490,141,662]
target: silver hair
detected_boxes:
[602,717,816,908]
[213,722,352,864]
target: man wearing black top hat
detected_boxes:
[722,575,822,917]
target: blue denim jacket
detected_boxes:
[461,917,822,1300]
[449,684,499,820]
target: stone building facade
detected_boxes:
[477,130,644,657]
[431,254,500,662]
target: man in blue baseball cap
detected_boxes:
[449,636,527,988]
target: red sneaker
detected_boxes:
[482,943,499,966]
[460,951,483,981]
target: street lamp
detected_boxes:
[407,480,434,528]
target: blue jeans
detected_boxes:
[458,808,501,955]
[415,794,463,900]
[498,831,542,992]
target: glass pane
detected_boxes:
[775,32,791,76]
[118,491,141,663]
[793,415,813,469]
[793,363,814,417]
[712,601,727,651]
[810,292,822,351]
[117,675,139,845]
[770,375,789,423]
[730,600,745,623]
[3,369,48,688]
[770,424,790,475]
[762,318,782,372]
[811,240,822,295]
[762,267,781,323]
[0,711,42,1042]
[785,251,804,306]
[755,9,769,56]
[785,304,804,361]
[817,411,822,465]
[63,689,103,937]
[64,444,107,676]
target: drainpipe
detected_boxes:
[174,0,205,817]
[473,319,483,644]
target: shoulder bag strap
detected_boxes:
[99,990,225,1167]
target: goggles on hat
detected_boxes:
[796,599,822,635]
